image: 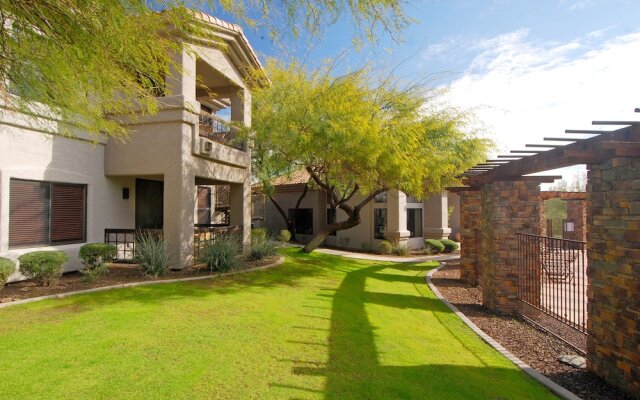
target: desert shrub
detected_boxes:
[392,244,410,256]
[18,251,68,286]
[440,239,459,253]
[251,227,267,241]
[424,239,445,255]
[278,229,291,243]
[200,233,242,272]
[247,235,278,261]
[79,243,116,282]
[134,233,171,278]
[378,240,392,254]
[0,257,16,287]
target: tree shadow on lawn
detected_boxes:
[274,260,554,400]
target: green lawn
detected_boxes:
[0,248,555,399]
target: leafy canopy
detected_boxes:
[0,0,409,139]
[250,61,492,200]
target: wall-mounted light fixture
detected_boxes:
[123,187,130,199]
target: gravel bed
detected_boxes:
[431,261,633,400]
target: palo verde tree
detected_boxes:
[249,62,491,252]
[0,0,409,139]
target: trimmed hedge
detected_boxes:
[279,229,291,243]
[18,251,68,286]
[439,239,459,253]
[79,243,116,282]
[424,239,445,255]
[378,240,392,255]
[0,257,16,287]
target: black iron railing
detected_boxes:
[193,225,242,262]
[517,233,587,335]
[104,229,163,262]
[198,113,244,151]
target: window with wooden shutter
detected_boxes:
[51,183,86,244]
[9,179,50,247]
[9,179,86,248]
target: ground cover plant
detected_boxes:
[0,249,555,399]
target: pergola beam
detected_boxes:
[544,137,579,141]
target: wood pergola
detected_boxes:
[454,108,640,189]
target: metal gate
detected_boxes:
[517,233,587,350]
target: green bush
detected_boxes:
[18,251,68,286]
[134,233,171,278]
[378,240,392,254]
[424,239,445,255]
[392,244,410,256]
[78,243,116,282]
[278,229,291,243]
[440,239,459,253]
[0,257,16,287]
[200,233,243,272]
[247,235,278,261]
[251,228,267,241]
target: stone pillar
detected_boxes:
[481,181,541,314]
[165,47,196,100]
[565,198,587,242]
[459,190,482,286]
[164,168,196,268]
[384,189,410,246]
[586,158,640,398]
[423,192,452,240]
[229,180,251,249]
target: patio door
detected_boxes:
[136,179,164,229]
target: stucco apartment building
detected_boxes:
[0,13,263,278]
[255,170,461,251]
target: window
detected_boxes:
[197,186,212,225]
[9,179,86,247]
[407,208,423,238]
[374,208,387,239]
[374,191,387,203]
[327,208,337,236]
[289,208,313,235]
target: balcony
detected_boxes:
[198,113,245,151]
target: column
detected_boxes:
[423,191,451,239]
[165,47,196,100]
[383,190,410,246]
[458,189,482,286]
[229,180,251,249]
[481,181,541,313]
[163,168,196,269]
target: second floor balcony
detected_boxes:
[198,113,245,152]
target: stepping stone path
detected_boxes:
[558,354,586,369]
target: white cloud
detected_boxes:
[438,29,640,183]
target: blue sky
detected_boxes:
[217,0,640,185]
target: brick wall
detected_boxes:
[480,181,541,313]
[587,158,640,398]
[459,190,482,286]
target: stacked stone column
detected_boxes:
[480,181,541,313]
[459,190,482,286]
[586,158,640,398]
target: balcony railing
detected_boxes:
[198,113,245,151]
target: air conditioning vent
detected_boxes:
[200,138,213,154]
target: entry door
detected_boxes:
[135,179,164,229]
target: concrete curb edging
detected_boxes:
[0,256,285,310]
[426,263,583,400]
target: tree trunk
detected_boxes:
[302,215,360,253]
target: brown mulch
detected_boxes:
[431,261,633,400]
[0,256,280,304]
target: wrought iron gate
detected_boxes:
[517,233,588,349]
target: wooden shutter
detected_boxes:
[50,183,86,243]
[9,179,49,247]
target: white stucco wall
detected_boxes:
[0,115,135,280]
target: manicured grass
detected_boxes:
[0,248,556,399]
